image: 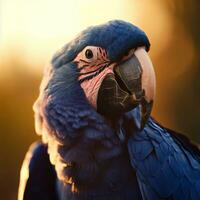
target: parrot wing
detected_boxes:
[18,141,58,200]
[127,116,200,200]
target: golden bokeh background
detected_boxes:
[0,0,200,199]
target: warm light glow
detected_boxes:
[0,0,172,72]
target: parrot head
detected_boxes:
[45,20,156,129]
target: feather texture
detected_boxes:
[18,142,58,200]
[19,19,200,200]
[127,112,200,200]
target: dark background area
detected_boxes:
[0,0,200,199]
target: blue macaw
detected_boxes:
[18,20,200,200]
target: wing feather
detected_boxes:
[128,117,200,200]
[18,142,58,200]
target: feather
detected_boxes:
[18,142,58,200]
[127,111,200,199]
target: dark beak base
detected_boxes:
[97,54,154,129]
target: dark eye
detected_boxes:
[85,49,93,59]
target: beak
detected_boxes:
[97,47,156,129]
[115,47,156,129]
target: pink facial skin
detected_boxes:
[74,46,137,108]
[74,46,155,109]
[74,46,112,108]
[80,65,114,108]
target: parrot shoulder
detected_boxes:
[18,141,58,200]
[128,118,200,200]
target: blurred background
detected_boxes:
[0,0,200,199]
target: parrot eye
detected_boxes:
[74,46,108,67]
[85,49,93,59]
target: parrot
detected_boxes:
[18,20,200,200]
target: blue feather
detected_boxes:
[127,109,200,199]
[52,20,150,69]
[21,19,200,199]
